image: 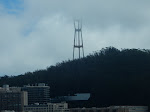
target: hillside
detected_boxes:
[0,47,150,107]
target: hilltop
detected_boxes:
[0,47,150,107]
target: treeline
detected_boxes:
[0,47,150,107]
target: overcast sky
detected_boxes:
[0,0,150,76]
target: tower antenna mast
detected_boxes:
[73,20,84,59]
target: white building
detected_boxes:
[70,106,148,112]
[24,102,69,112]
[109,106,148,112]
[1,111,15,112]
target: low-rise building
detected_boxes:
[70,106,148,112]
[1,111,15,112]
[109,106,148,112]
[24,102,69,112]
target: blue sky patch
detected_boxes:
[0,0,24,14]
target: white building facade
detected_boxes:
[24,102,69,112]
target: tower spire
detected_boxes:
[73,20,84,60]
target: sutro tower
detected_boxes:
[73,20,84,59]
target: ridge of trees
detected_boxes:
[1,47,150,107]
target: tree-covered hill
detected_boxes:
[1,47,150,107]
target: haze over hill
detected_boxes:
[1,47,150,107]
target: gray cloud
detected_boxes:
[0,0,150,75]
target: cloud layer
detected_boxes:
[0,0,150,75]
